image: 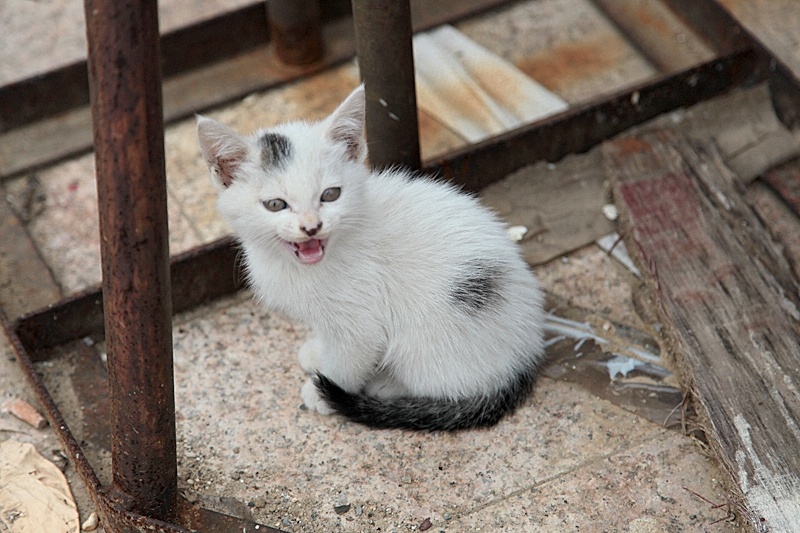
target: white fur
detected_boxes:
[197,86,546,417]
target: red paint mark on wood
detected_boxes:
[618,172,712,263]
[608,136,653,156]
[605,131,800,533]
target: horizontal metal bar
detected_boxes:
[3,302,283,532]
[2,307,281,533]
[14,237,242,355]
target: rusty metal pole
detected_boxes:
[352,0,421,171]
[83,0,177,523]
[266,0,324,65]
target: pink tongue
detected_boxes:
[297,239,321,252]
[295,239,324,264]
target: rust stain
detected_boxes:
[633,6,672,37]
[468,59,527,116]
[611,136,652,156]
[517,33,631,93]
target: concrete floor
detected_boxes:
[0,1,754,532]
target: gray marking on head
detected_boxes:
[259,132,292,169]
[449,260,505,314]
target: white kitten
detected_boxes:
[196,85,546,431]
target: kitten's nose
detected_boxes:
[302,222,322,236]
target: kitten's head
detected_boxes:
[196,85,369,266]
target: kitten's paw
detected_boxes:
[301,378,335,416]
[298,337,324,374]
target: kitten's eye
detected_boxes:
[263,198,287,212]
[320,187,341,202]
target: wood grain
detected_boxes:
[413,25,567,143]
[716,0,800,80]
[604,130,800,532]
[592,0,715,73]
[763,157,800,218]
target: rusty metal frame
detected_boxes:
[0,0,790,531]
[84,0,178,522]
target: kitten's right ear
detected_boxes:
[196,115,249,189]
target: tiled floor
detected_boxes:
[166,292,734,532]
[0,1,754,532]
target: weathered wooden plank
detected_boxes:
[604,130,800,532]
[715,0,800,81]
[749,181,800,284]
[762,157,800,218]
[592,0,715,73]
[412,25,568,143]
[713,0,800,128]
[640,83,800,183]
[480,149,614,265]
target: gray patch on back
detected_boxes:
[259,132,292,169]
[449,260,505,314]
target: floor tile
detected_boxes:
[172,294,668,532]
[7,153,202,294]
[447,432,740,532]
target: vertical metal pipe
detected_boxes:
[352,0,421,171]
[266,0,324,66]
[83,0,177,522]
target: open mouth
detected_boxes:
[282,238,327,265]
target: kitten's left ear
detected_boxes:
[324,84,366,163]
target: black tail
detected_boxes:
[313,367,539,431]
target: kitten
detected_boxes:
[196,85,546,431]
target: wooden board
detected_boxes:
[604,130,800,532]
[592,0,715,73]
[480,149,614,265]
[714,0,800,129]
[640,83,799,183]
[763,157,800,218]
[749,181,800,284]
[715,0,800,81]
[412,25,568,143]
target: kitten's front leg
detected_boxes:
[299,335,335,414]
[298,335,323,374]
[300,338,380,416]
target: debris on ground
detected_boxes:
[2,398,47,430]
[0,440,80,533]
